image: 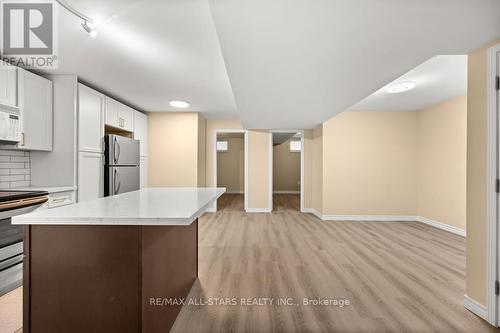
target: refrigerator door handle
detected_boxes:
[113,136,121,164]
[113,169,120,194]
[116,171,121,194]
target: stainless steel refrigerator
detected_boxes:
[104,135,140,196]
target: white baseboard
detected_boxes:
[321,214,417,222]
[301,208,322,219]
[205,207,216,213]
[225,190,244,194]
[416,216,466,237]
[464,295,488,321]
[246,208,272,213]
[273,191,300,194]
[301,210,466,237]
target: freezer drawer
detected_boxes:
[105,134,139,166]
[105,166,140,196]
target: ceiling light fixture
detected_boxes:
[169,100,190,108]
[81,21,98,38]
[55,0,98,37]
[385,81,416,94]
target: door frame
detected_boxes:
[486,43,500,325]
[269,130,305,212]
[213,129,248,212]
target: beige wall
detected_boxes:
[217,137,244,193]
[417,95,467,229]
[148,112,205,187]
[197,115,206,186]
[465,41,500,305]
[273,138,300,192]
[311,126,323,213]
[148,112,200,187]
[205,119,243,188]
[247,130,271,210]
[303,130,313,209]
[321,111,418,216]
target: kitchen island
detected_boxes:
[12,187,225,333]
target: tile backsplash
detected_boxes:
[0,150,31,189]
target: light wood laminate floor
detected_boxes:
[2,194,497,332]
[172,194,498,333]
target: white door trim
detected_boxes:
[269,130,304,212]
[213,129,248,212]
[486,43,500,326]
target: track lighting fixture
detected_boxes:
[56,0,97,37]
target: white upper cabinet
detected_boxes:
[78,84,104,153]
[133,111,148,156]
[105,97,120,129]
[17,68,53,151]
[105,97,134,132]
[0,62,17,107]
[120,105,134,132]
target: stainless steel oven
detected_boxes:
[0,191,48,296]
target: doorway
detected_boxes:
[485,45,500,326]
[270,131,304,212]
[215,131,247,211]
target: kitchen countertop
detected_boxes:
[12,187,225,226]
[12,185,77,193]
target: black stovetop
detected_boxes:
[0,190,49,202]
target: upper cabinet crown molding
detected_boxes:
[17,68,53,151]
[0,61,18,108]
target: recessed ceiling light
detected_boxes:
[169,100,190,108]
[386,81,416,94]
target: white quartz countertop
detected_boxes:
[12,187,225,226]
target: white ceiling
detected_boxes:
[208,0,500,129]
[349,55,468,111]
[272,132,297,145]
[53,0,500,128]
[52,0,237,118]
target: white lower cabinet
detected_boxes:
[78,152,103,202]
[140,157,147,188]
[38,190,76,210]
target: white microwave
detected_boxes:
[0,105,20,143]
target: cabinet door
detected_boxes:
[140,157,147,188]
[78,152,103,202]
[105,97,120,128]
[78,84,104,153]
[133,111,148,156]
[0,62,17,107]
[18,68,53,151]
[119,105,134,132]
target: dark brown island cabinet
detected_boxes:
[13,188,224,333]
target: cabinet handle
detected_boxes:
[20,133,25,146]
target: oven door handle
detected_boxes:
[0,196,48,212]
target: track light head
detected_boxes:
[81,21,97,37]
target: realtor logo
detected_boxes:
[1,1,58,68]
